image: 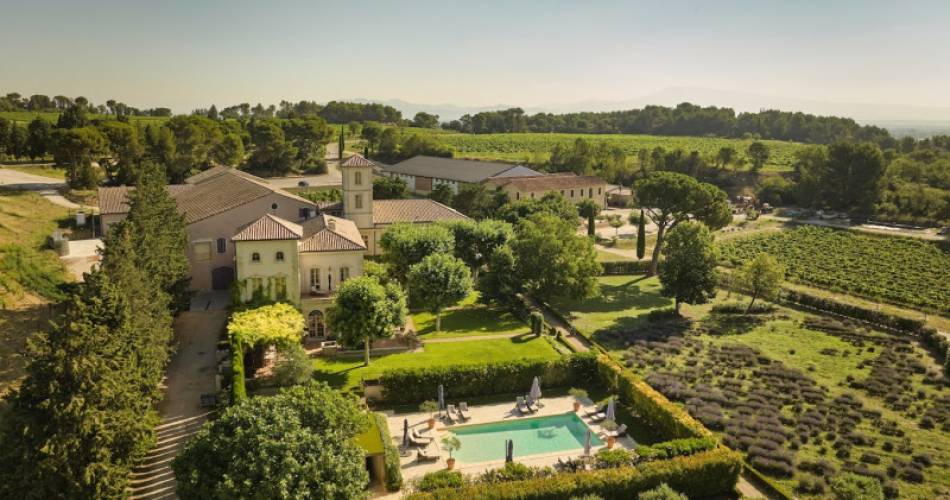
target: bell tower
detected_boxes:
[341,154,375,229]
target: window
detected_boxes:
[354,171,362,186]
[588,188,593,198]
[299,207,309,220]
[271,203,279,210]
[570,190,574,197]
[275,251,284,262]
[530,192,534,198]
[251,252,261,263]
[598,187,602,195]
[216,238,226,254]
[274,276,287,299]
[355,194,363,209]
[193,241,212,262]
[516,192,520,200]
[560,190,565,196]
[310,268,321,291]
[340,267,350,282]
[250,277,263,293]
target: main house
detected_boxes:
[98,155,467,338]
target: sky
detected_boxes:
[2,0,949,119]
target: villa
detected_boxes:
[98,154,468,339]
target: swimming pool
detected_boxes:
[449,412,603,463]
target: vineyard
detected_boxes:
[410,130,810,172]
[719,226,950,314]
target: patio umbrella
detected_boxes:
[529,377,542,402]
[438,384,445,416]
[507,439,514,463]
[605,397,616,423]
[584,429,592,456]
[402,419,410,448]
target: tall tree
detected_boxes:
[440,219,513,280]
[746,141,770,172]
[736,253,784,312]
[634,171,731,275]
[716,146,737,169]
[379,223,455,282]
[246,119,296,176]
[408,253,472,331]
[96,120,143,184]
[658,221,718,314]
[26,117,53,160]
[338,124,345,161]
[577,199,601,236]
[51,126,107,188]
[636,209,646,260]
[412,111,440,129]
[373,176,409,199]
[509,213,601,303]
[326,276,406,366]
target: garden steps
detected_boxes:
[127,412,211,499]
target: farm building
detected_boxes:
[382,155,542,194]
[484,173,609,208]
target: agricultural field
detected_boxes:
[411,130,810,172]
[719,226,950,314]
[0,110,170,126]
[552,275,949,498]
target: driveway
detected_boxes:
[0,168,65,190]
[128,309,226,499]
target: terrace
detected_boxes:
[383,395,637,480]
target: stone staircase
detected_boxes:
[127,412,211,500]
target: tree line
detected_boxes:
[0,163,190,498]
[441,102,896,147]
[0,91,171,117]
[201,99,403,124]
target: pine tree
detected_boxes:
[636,209,646,260]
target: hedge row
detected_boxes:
[782,289,949,368]
[636,437,717,460]
[378,352,599,405]
[595,354,712,440]
[600,260,650,275]
[406,447,742,500]
[372,412,403,492]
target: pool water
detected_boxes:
[449,412,604,463]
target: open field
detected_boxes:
[0,164,67,180]
[410,130,810,172]
[0,110,171,126]
[312,335,561,392]
[550,275,949,498]
[719,225,950,314]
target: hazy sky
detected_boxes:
[2,0,949,114]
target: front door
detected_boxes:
[211,266,235,290]
[308,310,327,338]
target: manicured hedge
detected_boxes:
[372,412,403,492]
[636,437,717,460]
[595,354,712,439]
[378,352,598,405]
[601,260,650,275]
[406,447,742,500]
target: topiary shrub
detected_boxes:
[418,470,465,492]
[638,483,687,500]
[594,448,633,469]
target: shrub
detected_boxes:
[406,448,742,500]
[418,470,465,492]
[638,483,687,500]
[636,437,717,461]
[372,412,404,492]
[881,480,899,498]
[272,343,315,386]
[530,311,545,336]
[795,474,825,495]
[900,466,924,483]
[380,352,597,404]
[829,472,884,500]
[479,462,553,484]
[860,452,881,465]
[600,260,651,275]
[595,449,633,469]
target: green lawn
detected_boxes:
[552,275,673,342]
[411,306,528,339]
[313,335,560,391]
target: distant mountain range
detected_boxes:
[348,87,950,138]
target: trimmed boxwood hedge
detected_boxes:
[601,260,651,275]
[372,412,403,492]
[378,352,598,405]
[595,354,712,439]
[406,447,742,499]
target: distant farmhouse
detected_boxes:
[382,155,609,207]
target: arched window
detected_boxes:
[276,251,285,262]
[251,252,260,262]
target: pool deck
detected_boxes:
[382,395,637,481]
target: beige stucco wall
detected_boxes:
[186,192,315,291]
[298,250,363,297]
[100,213,126,235]
[233,239,301,306]
[500,182,608,208]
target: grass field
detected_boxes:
[312,335,560,391]
[0,110,170,126]
[411,306,528,339]
[0,163,67,180]
[550,275,949,498]
[410,130,809,173]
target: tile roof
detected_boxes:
[340,154,375,168]
[299,214,366,252]
[99,167,318,224]
[384,155,540,184]
[484,174,607,191]
[372,199,469,225]
[97,185,193,215]
[232,214,303,241]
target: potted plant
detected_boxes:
[568,388,588,412]
[602,419,618,449]
[419,400,439,429]
[442,435,461,470]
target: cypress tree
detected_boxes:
[338,124,344,161]
[637,209,646,260]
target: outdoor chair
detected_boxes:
[457,402,471,421]
[417,444,440,461]
[525,395,540,413]
[584,404,605,418]
[589,409,607,422]
[516,396,532,415]
[445,405,458,424]
[408,431,433,447]
[602,423,628,438]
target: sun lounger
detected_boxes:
[417,443,440,461]
[516,396,532,415]
[445,404,458,423]
[525,396,540,413]
[602,423,628,438]
[584,405,605,418]
[408,432,432,447]
[411,428,434,442]
[589,410,607,422]
[457,402,471,421]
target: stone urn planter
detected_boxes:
[428,417,436,429]
[573,401,581,412]
[446,457,456,470]
[568,388,588,413]
[419,400,439,430]
[607,436,617,449]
